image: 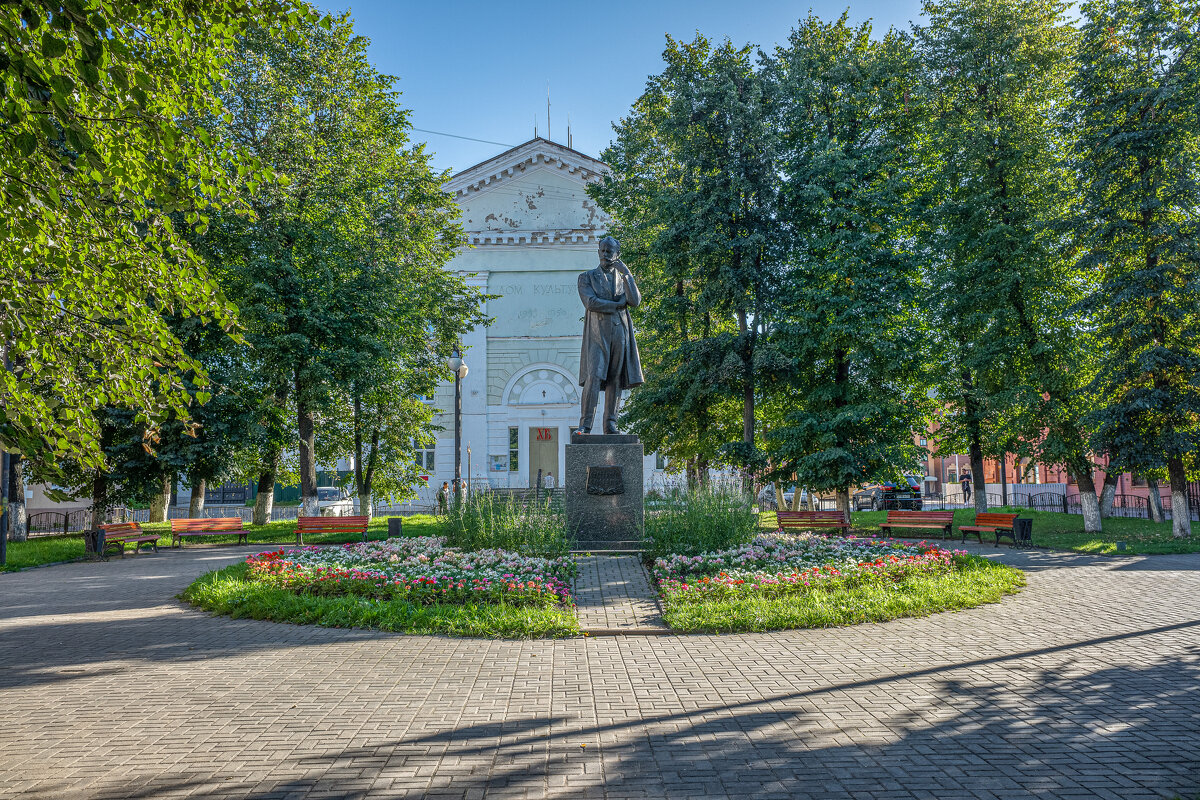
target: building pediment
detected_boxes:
[447,138,610,247]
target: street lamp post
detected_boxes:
[448,348,468,504]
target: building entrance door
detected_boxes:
[529,426,559,488]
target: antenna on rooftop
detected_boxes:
[546,82,551,142]
[534,114,538,139]
[567,114,572,149]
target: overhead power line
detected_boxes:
[410,127,516,148]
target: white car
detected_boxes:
[757,484,809,509]
[316,487,353,516]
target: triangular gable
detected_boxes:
[446,137,608,196]
[446,138,611,246]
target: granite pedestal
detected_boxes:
[566,433,644,550]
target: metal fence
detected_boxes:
[1000,492,1151,519]
[26,509,93,537]
[22,480,1200,538]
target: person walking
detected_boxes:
[543,471,556,490]
[961,472,972,503]
[436,481,449,515]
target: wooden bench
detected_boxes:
[170,517,248,548]
[777,510,850,535]
[98,522,161,557]
[294,515,370,545]
[958,512,1020,545]
[879,510,955,539]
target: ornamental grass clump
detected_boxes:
[643,487,759,559]
[443,493,573,556]
[244,536,576,607]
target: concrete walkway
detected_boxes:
[572,555,668,634]
[1,543,1198,799]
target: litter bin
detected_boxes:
[386,517,402,539]
[1012,517,1033,548]
[84,528,106,560]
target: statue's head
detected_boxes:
[598,236,620,268]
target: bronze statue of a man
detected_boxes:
[576,236,644,435]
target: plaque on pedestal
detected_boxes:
[566,435,644,551]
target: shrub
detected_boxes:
[443,492,573,556]
[643,487,759,559]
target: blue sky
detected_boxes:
[317,1,926,174]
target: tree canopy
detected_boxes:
[196,13,484,516]
[1073,0,1200,535]
[0,0,313,470]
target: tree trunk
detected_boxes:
[1167,457,1191,538]
[835,487,851,521]
[1146,478,1165,523]
[773,481,785,511]
[806,490,816,511]
[253,469,276,526]
[297,375,318,518]
[1076,468,1102,534]
[148,473,171,522]
[737,308,755,496]
[962,370,988,514]
[1098,472,1119,518]
[7,453,26,542]
[791,485,804,512]
[355,400,380,521]
[90,471,108,529]
[188,476,207,518]
[353,392,366,515]
[999,452,1009,506]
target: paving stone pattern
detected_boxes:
[572,556,667,633]
[1,543,1199,799]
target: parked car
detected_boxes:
[757,484,809,510]
[316,486,353,516]
[853,475,923,511]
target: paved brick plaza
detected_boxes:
[1,543,1198,799]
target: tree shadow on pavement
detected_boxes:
[32,626,1200,800]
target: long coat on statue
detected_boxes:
[577,262,644,390]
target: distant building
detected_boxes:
[425,138,670,495]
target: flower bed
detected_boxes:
[244,536,575,606]
[653,533,1025,633]
[654,533,961,598]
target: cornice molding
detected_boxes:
[465,229,606,247]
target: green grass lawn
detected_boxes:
[757,508,1200,555]
[1,513,447,572]
[660,553,1026,633]
[0,535,90,571]
[181,561,579,638]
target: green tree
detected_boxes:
[0,0,309,469]
[198,13,480,517]
[763,15,930,513]
[915,0,1104,527]
[1073,0,1200,537]
[167,315,266,518]
[323,243,485,517]
[592,34,777,489]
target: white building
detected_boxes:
[426,138,670,495]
